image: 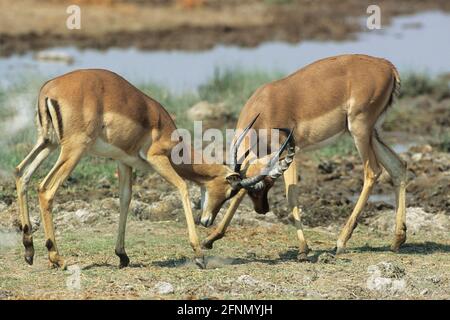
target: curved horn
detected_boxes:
[266,128,296,179]
[230,114,260,173]
[239,128,296,191]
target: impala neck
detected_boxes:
[171,145,231,184]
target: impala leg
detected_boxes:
[15,139,55,265]
[283,160,309,261]
[372,133,407,251]
[115,162,132,268]
[336,132,381,254]
[202,189,247,250]
[38,145,85,269]
[146,153,205,269]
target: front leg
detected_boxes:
[202,189,246,249]
[145,153,205,269]
[115,162,132,268]
[283,160,309,261]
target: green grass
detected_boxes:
[311,134,357,160]
[399,72,450,100]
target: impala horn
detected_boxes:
[239,127,296,191]
[230,114,260,173]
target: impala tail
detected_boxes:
[37,96,63,143]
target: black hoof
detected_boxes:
[194,257,207,269]
[118,255,130,269]
[201,240,213,250]
[115,250,130,268]
[24,255,34,265]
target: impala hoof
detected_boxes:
[194,256,207,269]
[335,246,347,255]
[48,252,66,270]
[119,255,130,269]
[391,234,406,252]
[48,259,67,270]
[201,240,214,250]
[24,255,34,265]
[116,250,130,268]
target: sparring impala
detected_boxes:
[14,69,290,269]
[200,54,407,260]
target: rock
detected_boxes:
[74,209,98,225]
[420,289,429,295]
[367,262,407,295]
[237,275,259,286]
[0,202,7,213]
[0,229,21,249]
[411,153,423,162]
[318,161,337,174]
[154,281,174,295]
[187,101,231,121]
[97,177,111,189]
[409,144,433,154]
[368,207,450,234]
[0,290,12,299]
[317,252,336,264]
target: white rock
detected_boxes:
[237,275,259,286]
[186,101,231,121]
[368,207,450,233]
[411,153,423,162]
[154,281,174,295]
[367,262,407,295]
[74,209,97,224]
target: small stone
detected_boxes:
[367,262,407,295]
[186,101,232,121]
[420,289,429,295]
[317,252,336,264]
[411,153,423,162]
[237,275,258,286]
[154,281,174,295]
[74,209,97,225]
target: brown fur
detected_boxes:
[16,69,238,268]
[203,54,407,257]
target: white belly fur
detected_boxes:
[301,130,346,152]
[88,138,151,171]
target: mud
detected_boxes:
[1,0,450,56]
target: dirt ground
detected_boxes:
[0,93,449,299]
[1,0,450,56]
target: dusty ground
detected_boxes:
[1,0,450,56]
[0,205,449,299]
[0,69,448,299]
[0,126,448,299]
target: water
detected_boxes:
[349,193,396,206]
[0,11,449,92]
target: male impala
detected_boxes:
[14,69,289,269]
[200,54,407,260]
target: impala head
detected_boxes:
[199,114,296,226]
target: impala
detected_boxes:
[200,54,407,260]
[14,69,289,269]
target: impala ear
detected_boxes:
[226,173,242,190]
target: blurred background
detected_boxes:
[0,0,449,212]
[0,1,449,300]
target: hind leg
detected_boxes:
[38,145,85,268]
[336,123,381,254]
[15,138,55,265]
[372,132,407,251]
[115,162,132,268]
